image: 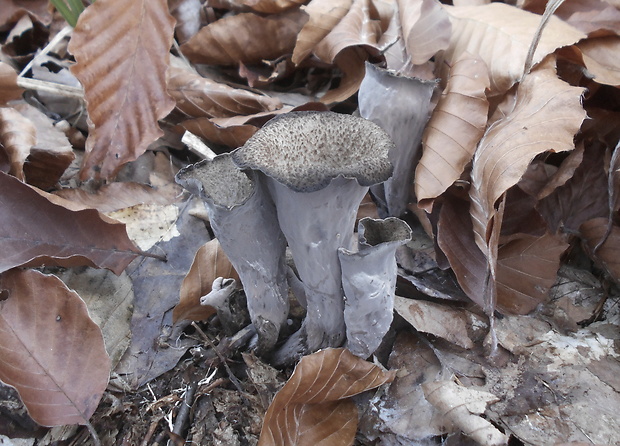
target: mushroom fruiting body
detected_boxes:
[338,217,412,358]
[358,63,436,217]
[232,111,394,355]
[175,154,289,353]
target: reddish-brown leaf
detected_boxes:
[241,0,306,14]
[167,66,282,118]
[69,0,176,180]
[0,171,142,274]
[173,239,240,323]
[180,10,308,66]
[0,62,23,105]
[259,348,395,446]
[0,269,110,426]
[581,218,620,283]
[496,233,568,314]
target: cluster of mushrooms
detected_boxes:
[176,111,412,364]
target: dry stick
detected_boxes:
[171,381,198,438]
[521,0,567,79]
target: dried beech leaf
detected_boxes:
[241,0,305,14]
[180,10,308,66]
[441,3,585,95]
[0,0,51,28]
[0,107,36,180]
[581,218,620,283]
[0,171,142,274]
[393,295,477,349]
[259,348,395,446]
[422,380,508,446]
[69,0,176,180]
[0,269,110,426]
[320,47,368,104]
[383,0,451,69]
[496,233,569,314]
[469,60,586,251]
[313,0,383,64]
[179,117,260,148]
[416,52,490,211]
[0,62,23,104]
[551,0,620,36]
[167,66,282,118]
[173,239,240,323]
[437,194,487,308]
[576,37,620,87]
[292,0,353,64]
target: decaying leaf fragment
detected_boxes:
[69,0,176,180]
[173,239,240,323]
[0,107,36,180]
[580,218,620,283]
[258,348,395,446]
[0,62,24,104]
[0,269,111,427]
[422,380,508,446]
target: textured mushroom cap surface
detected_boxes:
[175,154,255,209]
[231,111,394,192]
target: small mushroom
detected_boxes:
[232,111,394,356]
[338,217,412,358]
[175,153,289,353]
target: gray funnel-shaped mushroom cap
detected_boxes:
[338,217,412,358]
[231,111,394,192]
[232,111,395,359]
[175,154,289,354]
[359,63,437,217]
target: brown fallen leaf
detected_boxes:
[0,0,51,29]
[69,0,176,180]
[174,239,240,323]
[576,36,620,87]
[180,9,308,66]
[0,171,143,275]
[469,58,586,252]
[0,106,36,180]
[440,3,585,95]
[0,62,23,104]
[0,269,110,426]
[291,0,353,65]
[258,348,395,446]
[167,66,283,118]
[416,52,490,211]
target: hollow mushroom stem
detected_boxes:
[175,154,288,354]
[338,217,412,358]
[266,175,368,352]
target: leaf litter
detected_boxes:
[0,0,619,445]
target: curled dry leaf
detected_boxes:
[469,59,586,251]
[173,239,240,323]
[0,62,23,105]
[69,0,176,180]
[576,36,620,87]
[292,0,353,65]
[383,0,451,69]
[416,52,490,211]
[241,0,305,14]
[580,218,620,283]
[422,380,508,446]
[181,10,308,66]
[441,3,585,95]
[259,348,395,446]
[167,66,282,118]
[0,107,36,181]
[180,116,260,148]
[0,171,142,275]
[0,269,111,427]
